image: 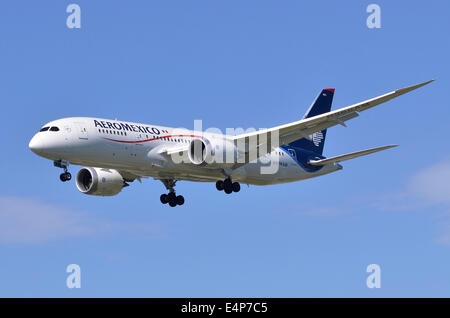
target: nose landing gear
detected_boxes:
[216,177,240,194]
[60,172,72,182]
[54,160,71,182]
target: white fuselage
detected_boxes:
[29,117,341,185]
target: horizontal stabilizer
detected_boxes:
[308,145,398,166]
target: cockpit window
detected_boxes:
[49,127,60,132]
[39,127,49,132]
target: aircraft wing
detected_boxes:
[231,80,433,161]
[308,145,398,166]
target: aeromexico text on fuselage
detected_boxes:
[94,119,167,135]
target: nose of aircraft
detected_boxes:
[29,134,45,154]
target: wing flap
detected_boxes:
[308,145,398,166]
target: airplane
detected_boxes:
[29,80,433,207]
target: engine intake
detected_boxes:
[76,167,127,196]
[188,138,210,165]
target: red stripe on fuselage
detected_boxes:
[102,134,202,144]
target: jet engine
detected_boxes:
[75,167,128,196]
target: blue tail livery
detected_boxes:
[287,88,335,155]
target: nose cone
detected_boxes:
[29,134,45,155]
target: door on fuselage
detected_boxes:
[74,122,89,141]
[132,133,148,163]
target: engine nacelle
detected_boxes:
[188,137,237,168]
[76,167,127,196]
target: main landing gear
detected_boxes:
[216,177,240,194]
[160,179,184,207]
[54,160,71,182]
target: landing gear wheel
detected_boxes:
[223,178,233,194]
[176,195,185,206]
[160,194,168,204]
[59,172,71,182]
[167,192,176,202]
[55,160,70,182]
[232,182,240,193]
[216,180,224,191]
[224,184,233,194]
[167,192,178,207]
[160,179,184,207]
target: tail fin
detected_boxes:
[288,88,334,155]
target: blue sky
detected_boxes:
[0,0,449,297]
